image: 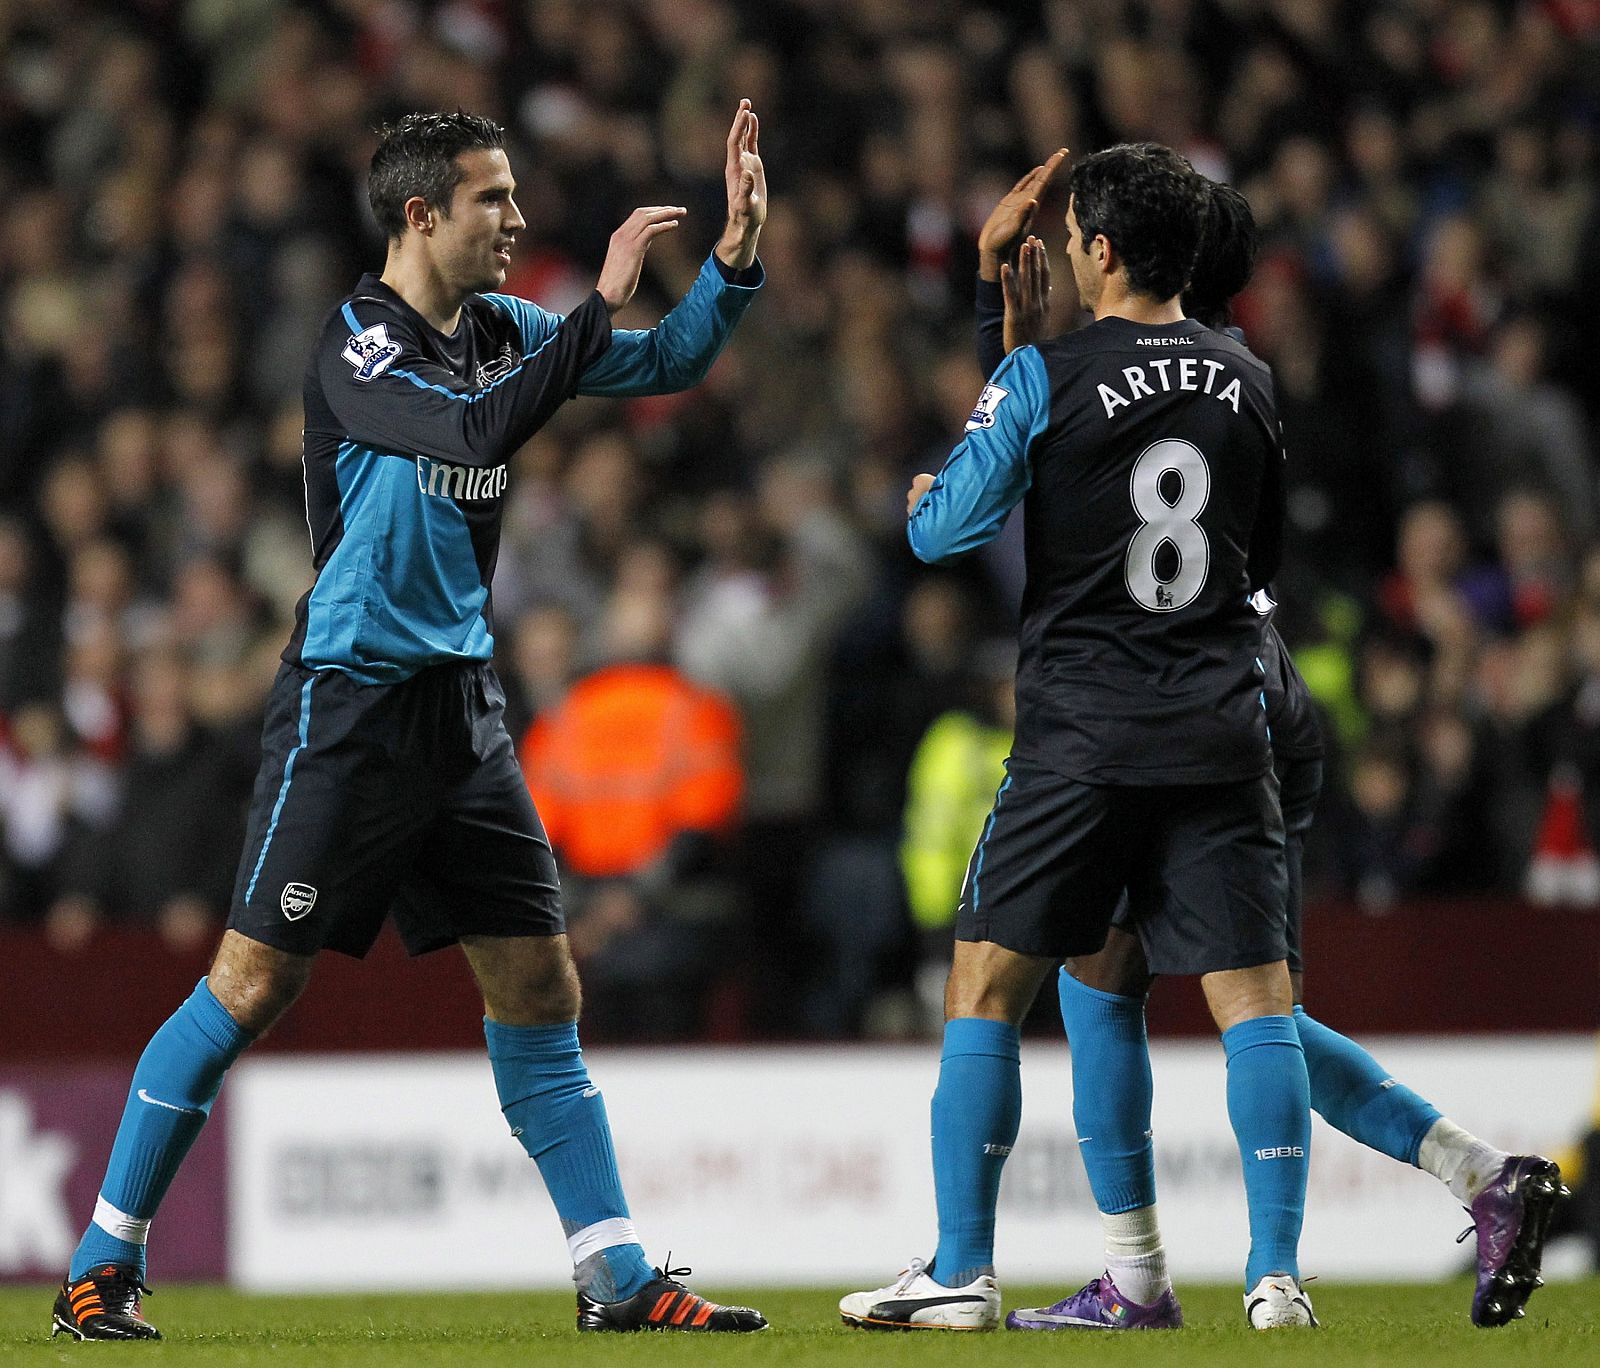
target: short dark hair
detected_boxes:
[1185,180,1259,328]
[368,111,506,240]
[1066,143,1208,302]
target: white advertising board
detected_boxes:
[228,1038,1595,1290]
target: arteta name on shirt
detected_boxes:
[1097,357,1243,419]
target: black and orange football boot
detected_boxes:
[51,1264,161,1341]
[576,1263,766,1332]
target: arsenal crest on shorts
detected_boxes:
[280,882,318,920]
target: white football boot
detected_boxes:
[1244,1274,1318,1328]
[839,1257,1000,1330]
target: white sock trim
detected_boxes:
[1101,1203,1163,1258]
[92,1195,151,1245]
[567,1217,639,1266]
[1418,1118,1507,1203]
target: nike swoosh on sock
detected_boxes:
[136,1089,203,1116]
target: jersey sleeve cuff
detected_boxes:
[711,253,765,289]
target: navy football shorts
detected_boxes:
[1112,751,1321,974]
[955,755,1288,975]
[227,660,563,958]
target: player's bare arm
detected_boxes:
[977,148,1068,283]
[716,98,766,271]
[596,205,688,315]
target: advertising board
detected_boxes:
[226,1038,1595,1290]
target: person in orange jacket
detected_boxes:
[521,555,744,1037]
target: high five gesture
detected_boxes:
[717,98,767,271]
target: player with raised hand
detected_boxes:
[842,143,1312,1333]
[52,103,768,1342]
[984,175,1565,1334]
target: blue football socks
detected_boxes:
[929,1017,1021,1288]
[70,978,253,1280]
[484,1018,653,1302]
[1221,1015,1311,1288]
[1294,1005,1441,1166]
[1058,970,1156,1214]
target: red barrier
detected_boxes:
[1,927,487,1060]
[2,899,1596,1060]
[1143,899,1600,1036]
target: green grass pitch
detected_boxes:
[3,1280,1595,1365]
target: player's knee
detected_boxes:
[204,960,307,1036]
[478,939,582,1025]
[1201,960,1293,1033]
[943,939,1052,1026]
[527,954,581,1022]
[943,975,1026,1027]
[207,935,313,1037]
[1067,929,1151,997]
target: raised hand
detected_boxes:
[978,148,1068,282]
[1002,234,1051,354]
[597,205,685,315]
[717,98,766,270]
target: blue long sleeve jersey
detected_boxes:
[286,252,762,683]
[969,277,1320,761]
[919,304,1286,784]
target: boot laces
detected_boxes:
[86,1268,152,1317]
[896,1257,931,1293]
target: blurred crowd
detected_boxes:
[1,0,1598,1038]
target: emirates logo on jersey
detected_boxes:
[416,455,508,502]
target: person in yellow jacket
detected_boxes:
[900,642,1015,1026]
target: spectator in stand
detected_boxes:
[0,701,116,924]
[1336,735,1419,912]
[521,558,744,1040]
[48,650,247,951]
[1445,317,1596,543]
[1359,631,1429,734]
[1489,489,1576,631]
[677,451,871,1030]
[501,603,582,744]
[0,518,61,710]
[801,575,992,1037]
[1409,707,1499,893]
[1379,500,1507,642]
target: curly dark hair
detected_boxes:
[1065,143,1208,302]
[1185,180,1259,328]
[368,111,506,240]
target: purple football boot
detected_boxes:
[1005,1275,1183,1331]
[1465,1155,1566,1327]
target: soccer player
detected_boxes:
[840,143,1314,1332]
[982,169,1565,1332]
[51,105,769,1342]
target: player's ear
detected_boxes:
[403,194,434,235]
